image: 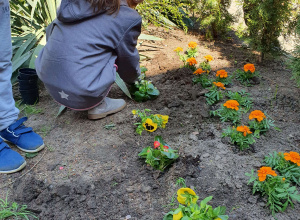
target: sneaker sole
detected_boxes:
[0,136,45,153]
[0,161,26,174]
[88,102,127,120]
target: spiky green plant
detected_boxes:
[10,0,59,83]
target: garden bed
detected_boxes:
[1,26,300,220]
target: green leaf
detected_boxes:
[56,105,67,117]
[25,152,38,158]
[115,72,132,99]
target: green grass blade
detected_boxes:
[115,73,132,99]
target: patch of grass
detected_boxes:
[15,100,42,117]
[0,193,37,220]
[39,125,52,138]
[47,145,55,152]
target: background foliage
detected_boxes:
[241,0,299,59]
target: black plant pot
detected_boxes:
[18,68,38,80]
[18,77,38,90]
[19,88,39,105]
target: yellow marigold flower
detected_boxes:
[142,118,158,132]
[177,188,198,205]
[216,69,228,78]
[174,47,183,52]
[132,110,137,115]
[188,41,197,49]
[204,55,213,62]
[249,110,266,122]
[193,68,205,75]
[284,151,300,166]
[282,178,286,181]
[223,100,239,111]
[244,63,255,73]
[257,167,277,182]
[173,211,183,220]
[186,57,197,66]
[213,82,226,89]
[236,125,252,137]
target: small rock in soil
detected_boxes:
[201,153,210,159]
[141,185,151,193]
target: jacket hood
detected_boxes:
[57,0,129,23]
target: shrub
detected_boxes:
[242,0,294,59]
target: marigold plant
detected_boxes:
[163,188,228,220]
[211,100,241,124]
[213,82,226,90]
[222,125,255,150]
[192,68,212,88]
[216,69,232,85]
[235,63,259,86]
[246,168,300,216]
[198,55,213,73]
[216,69,227,78]
[133,109,168,135]
[236,125,252,137]
[204,55,213,62]
[188,41,197,49]
[224,100,239,111]
[138,136,179,171]
[284,151,300,166]
[174,42,199,70]
[257,166,277,181]
[225,90,253,113]
[264,151,300,186]
[174,47,183,52]
[244,63,255,73]
[205,82,225,105]
[248,110,278,136]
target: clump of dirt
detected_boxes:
[1,26,299,220]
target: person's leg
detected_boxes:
[0,0,44,174]
[0,0,26,174]
[0,0,19,130]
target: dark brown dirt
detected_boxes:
[1,26,300,220]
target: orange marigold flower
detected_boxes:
[223,100,239,111]
[204,55,213,62]
[174,47,183,52]
[193,68,206,75]
[236,125,252,137]
[186,57,197,66]
[282,178,286,181]
[213,82,226,89]
[257,166,277,182]
[249,110,266,122]
[216,70,228,78]
[284,151,300,166]
[188,41,197,49]
[244,63,255,73]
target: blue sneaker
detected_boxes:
[0,117,44,153]
[0,138,26,173]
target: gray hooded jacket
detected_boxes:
[35,0,141,110]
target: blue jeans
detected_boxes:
[0,0,19,131]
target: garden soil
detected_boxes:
[1,26,300,220]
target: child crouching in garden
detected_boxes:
[35,0,143,119]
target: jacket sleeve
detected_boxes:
[115,17,142,84]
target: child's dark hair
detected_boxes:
[87,0,120,14]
